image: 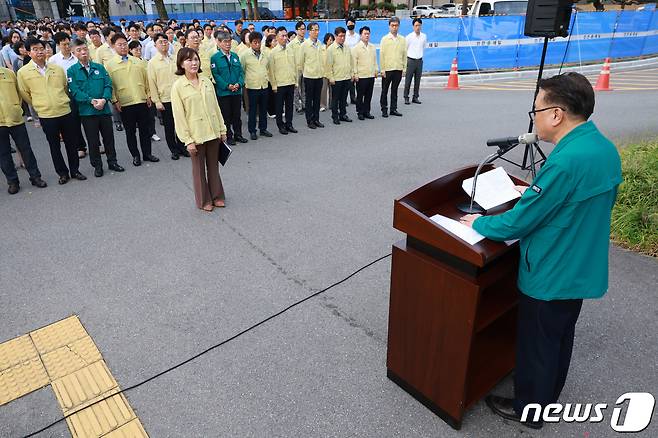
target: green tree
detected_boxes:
[153,0,169,19]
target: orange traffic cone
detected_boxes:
[594,58,612,91]
[445,58,460,90]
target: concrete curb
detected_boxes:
[414,56,658,87]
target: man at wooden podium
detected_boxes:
[461,72,622,429]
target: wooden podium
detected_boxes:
[387,165,527,430]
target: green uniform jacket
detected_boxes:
[473,121,622,301]
[210,50,244,97]
[67,61,113,116]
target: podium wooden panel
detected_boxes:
[387,165,527,430]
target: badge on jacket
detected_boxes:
[531,185,542,194]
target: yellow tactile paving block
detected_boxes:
[41,336,103,380]
[65,391,138,438]
[0,334,39,372]
[101,418,148,438]
[51,360,118,415]
[30,316,90,355]
[0,357,49,405]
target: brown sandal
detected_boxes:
[214,199,225,208]
[202,204,214,212]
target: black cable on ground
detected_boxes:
[23,253,392,438]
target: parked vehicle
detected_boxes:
[468,0,527,16]
[412,5,443,17]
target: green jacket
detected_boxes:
[210,50,244,97]
[67,61,113,116]
[473,121,622,301]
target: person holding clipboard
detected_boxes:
[171,47,228,212]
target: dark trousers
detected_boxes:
[349,81,356,103]
[275,85,294,129]
[0,124,41,183]
[404,58,423,100]
[120,103,152,159]
[331,79,350,121]
[304,77,323,124]
[40,113,80,177]
[81,115,117,169]
[267,84,276,116]
[513,293,583,415]
[247,88,268,134]
[356,77,375,116]
[380,69,403,113]
[218,94,243,140]
[70,101,88,152]
[162,102,185,154]
[148,103,157,136]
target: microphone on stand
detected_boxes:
[457,134,538,215]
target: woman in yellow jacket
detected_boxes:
[171,48,228,212]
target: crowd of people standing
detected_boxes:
[1,16,428,210]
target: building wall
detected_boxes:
[33,0,55,18]
[0,1,12,20]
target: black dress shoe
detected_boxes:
[340,116,352,122]
[333,119,341,125]
[30,177,47,188]
[143,155,160,162]
[71,172,87,181]
[115,122,124,131]
[133,156,142,166]
[260,130,273,137]
[390,110,403,117]
[358,114,365,120]
[307,123,317,129]
[412,98,422,104]
[364,113,375,119]
[286,126,298,133]
[8,182,19,194]
[171,153,180,160]
[179,149,190,157]
[485,395,543,430]
[279,128,289,135]
[314,121,325,128]
[58,175,70,185]
[382,112,389,118]
[94,167,103,177]
[108,163,125,172]
[250,132,258,140]
[226,138,236,146]
[404,98,410,105]
[235,135,249,143]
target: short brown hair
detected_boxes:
[175,47,202,75]
[538,72,595,121]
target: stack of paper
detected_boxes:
[462,167,521,211]
[429,214,485,246]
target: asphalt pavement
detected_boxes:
[1,82,657,437]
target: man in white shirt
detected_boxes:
[49,31,88,157]
[344,18,360,104]
[404,18,428,105]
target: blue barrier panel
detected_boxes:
[642,7,658,56]
[73,12,658,71]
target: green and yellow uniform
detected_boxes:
[104,55,149,106]
[267,44,296,91]
[379,33,407,73]
[17,61,70,118]
[0,67,24,127]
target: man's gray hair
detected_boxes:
[214,30,231,41]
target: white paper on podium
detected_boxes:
[430,214,486,246]
[462,167,521,211]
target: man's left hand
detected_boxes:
[460,214,482,228]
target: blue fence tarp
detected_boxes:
[71,10,658,71]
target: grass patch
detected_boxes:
[611,138,658,257]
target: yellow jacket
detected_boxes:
[0,67,24,127]
[105,55,150,106]
[170,75,227,146]
[351,41,378,79]
[147,52,177,104]
[239,49,269,90]
[325,43,353,82]
[379,33,407,72]
[267,44,296,90]
[198,45,216,82]
[17,61,70,118]
[88,43,102,62]
[299,39,324,79]
[94,43,115,66]
[289,37,304,73]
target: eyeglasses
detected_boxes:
[528,106,564,121]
